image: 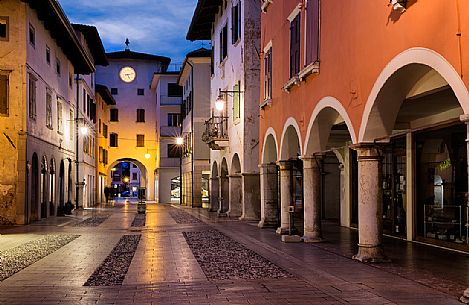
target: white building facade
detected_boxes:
[187,0,261,219]
[178,48,212,208]
[151,72,183,203]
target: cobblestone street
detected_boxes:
[0,203,466,305]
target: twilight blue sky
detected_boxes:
[59,0,208,65]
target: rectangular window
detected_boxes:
[305,0,320,66]
[70,110,74,140]
[103,124,108,138]
[219,24,228,62]
[46,46,50,65]
[0,73,8,115]
[231,2,241,44]
[0,17,8,41]
[29,23,35,47]
[137,109,145,122]
[132,172,138,181]
[233,82,240,120]
[264,48,272,99]
[167,83,182,97]
[137,88,144,96]
[290,13,301,77]
[110,108,118,122]
[167,144,182,158]
[99,147,103,163]
[56,58,61,76]
[57,99,63,134]
[98,119,101,133]
[111,88,118,95]
[46,90,52,129]
[110,133,118,147]
[136,134,145,147]
[167,113,181,127]
[28,74,37,119]
[210,44,215,75]
[69,73,73,88]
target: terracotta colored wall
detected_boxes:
[260,0,469,156]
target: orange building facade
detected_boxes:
[259,0,469,259]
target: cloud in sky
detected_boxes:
[59,0,209,65]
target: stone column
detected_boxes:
[218,175,229,215]
[276,160,291,234]
[302,155,324,242]
[352,144,389,262]
[240,173,260,220]
[459,115,469,304]
[258,163,279,228]
[209,177,219,212]
[227,174,242,217]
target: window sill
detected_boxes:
[233,118,241,125]
[233,38,241,47]
[260,98,272,110]
[261,0,273,12]
[283,76,300,93]
[298,62,320,81]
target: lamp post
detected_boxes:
[176,136,184,205]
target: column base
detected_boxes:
[460,288,469,304]
[302,231,325,243]
[217,211,228,217]
[352,244,390,263]
[276,227,290,235]
[257,218,278,228]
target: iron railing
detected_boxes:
[202,116,229,145]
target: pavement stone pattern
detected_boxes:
[0,234,79,281]
[183,229,292,280]
[169,210,203,224]
[0,204,464,305]
[84,234,141,286]
[130,213,146,227]
[73,215,110,227]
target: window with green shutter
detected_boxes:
[233,82,240,121]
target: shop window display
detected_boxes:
[382,138,406,236]
[416,124,468,249]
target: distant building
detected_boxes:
[72,24,108,209]
[96,49,170,201]
[95,84,115,204]
[151,72,183,203]
[0,0,94,224]
[187,0,261,219]
[178,48,212,208]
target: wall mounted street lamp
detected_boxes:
[79,126,88,136]
[145,153,151,159]
[215,86,244,112]
[389,0,407,13]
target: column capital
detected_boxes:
[460,114,469,123]
[276,160,292,170]
[258,162,277,169]
[300,154,323,169]
[350,143,383,161]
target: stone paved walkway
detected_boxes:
[0,203,465,304]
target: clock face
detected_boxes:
[119,66,136,83]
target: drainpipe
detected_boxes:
[75,74,80,210]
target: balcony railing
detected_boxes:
[202,116,229,150]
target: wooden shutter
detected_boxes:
[306,0,320,65]
[290,14,301,77]
[0,74,8,115]
[233,82,240,119]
